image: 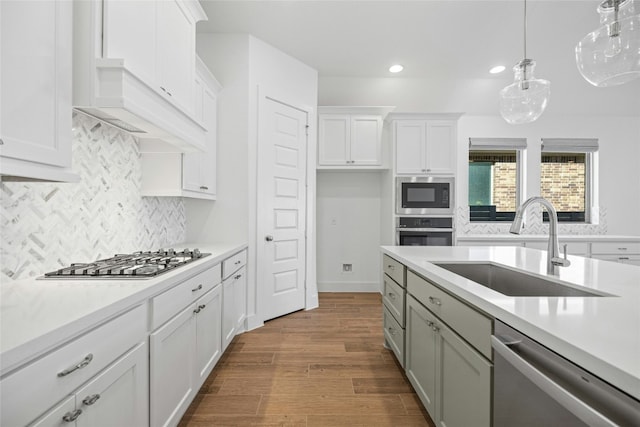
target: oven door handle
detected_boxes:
[491,336,617,427]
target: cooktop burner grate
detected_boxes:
[43,248,210,279]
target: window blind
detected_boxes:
[541,138,599,153]
[469,137,527,151]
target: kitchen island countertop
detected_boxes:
[0,242,246,376]
[381,245,640,401]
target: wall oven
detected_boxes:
[396,217,454,246]
[396,176,454,215]
[492,321,640,427]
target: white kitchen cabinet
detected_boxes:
[317,106,394,169]
[140,57,221,200]
[393,116,460,176]
[73,0,208,152]
[318,114,382,166]
[0,305,147,427]
[195,285,223,385]
[405,294,491,427]
[150,261,223,427]
[0,0,78,182]
[222,249,248,350]
[150,301,196,427]
[591,242,640,266]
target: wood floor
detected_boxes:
[178,292,435,427]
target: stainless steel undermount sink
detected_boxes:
[434,262,609,297]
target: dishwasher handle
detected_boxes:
[491,335,618,427]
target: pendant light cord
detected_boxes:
[523,0,528,60]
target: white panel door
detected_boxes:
[395,121,426,174]
[350,115,382,165]
[425,120,455,174]
[259,95,307,321]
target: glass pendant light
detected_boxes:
[499,0,550,125]
[576,0,640,87]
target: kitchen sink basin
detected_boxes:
[434,262,607,297]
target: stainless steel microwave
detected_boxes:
[396,177,455,215]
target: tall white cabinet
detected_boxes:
[0,0,78,182]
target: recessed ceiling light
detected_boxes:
[389,64,404,73]
[490,65,506,74]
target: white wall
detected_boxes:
[316,171,382,291]
[319,76,640,237]
[186,34,318,328]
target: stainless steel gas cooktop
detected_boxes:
[43,248,210,279]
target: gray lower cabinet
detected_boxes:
[405,292,492,427]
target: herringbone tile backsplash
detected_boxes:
[1,113,186,282]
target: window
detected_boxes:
[540,138,598,223]
[468,138,526,222]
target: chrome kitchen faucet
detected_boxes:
[510,196,571,275]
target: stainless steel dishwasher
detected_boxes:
[492,321,640,427]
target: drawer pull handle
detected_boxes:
[62,409,82,422]
[387,327,396,335]
[192,284,203,292]
[387,265,395,270]
[618,247,628,251]
[234,260,241,265]
[234,274,242,280]
[194,307,201,314]
[426,320,440,333]
[58,353,93,377]
[431,325,440,333]
[619,257,630,260]
[199,304,206,311]
[199,186,209,190]
[388,292,396,299]
[82,394,101,406]
[428,296,442,306]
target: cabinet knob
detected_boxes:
[428,296,442,306]
[388,292,396,299]
[387,327,396,335]
[387,265,395,270]
[265,235,274,242]
[62,409,83,422]
[234,274,243,280]
[58,353,93,377]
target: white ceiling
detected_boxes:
[197,0,600,80]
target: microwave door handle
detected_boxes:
[491,336,617,427]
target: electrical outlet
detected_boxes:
[342,263,353,273]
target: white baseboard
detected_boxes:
[317,281,381,292]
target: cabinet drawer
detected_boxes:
[383,254,405,287]
[383,274,405,326]
[151,264,221,329]
[407,270,492,359]
[0,304,147,427]
[591,242,640,255]
[383,306,405,367]
[223,250,247,279]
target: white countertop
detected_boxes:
[381,245,640,400]
[0,242,247,376]
[457,234,640,242]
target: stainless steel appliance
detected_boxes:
[396,216,454,246]
[492,321,640,427]
[43,248,210,279]
[396,176,454,215]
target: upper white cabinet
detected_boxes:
[140,57,221,200]
[317,106,394,169]
[393,114,461,176]
[73,0,208,152]
[0,0,78,182]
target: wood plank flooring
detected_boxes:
[179,292,435,427]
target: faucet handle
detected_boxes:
[552,244,571,268]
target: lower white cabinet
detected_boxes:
[0,305,148,427]
[222,266,246,350]
[405,294,492,427]
[150,285,222,427]
[32,342,149,427]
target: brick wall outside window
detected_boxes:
[540,162,585,211]
[492,163,517,211]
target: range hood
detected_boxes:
[74,59,207,153]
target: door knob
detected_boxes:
[265,235,274,242]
